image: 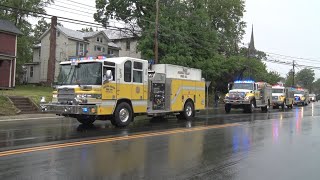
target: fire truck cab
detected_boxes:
[42,57,205,127]
[271,85,294,109]
[294,88,309,106]
[224,80,272,113]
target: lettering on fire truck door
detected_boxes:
[102,65,117,100]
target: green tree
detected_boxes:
[0,0,53,82]
[78,27,94,32]
[295,68,315,91]
[313,78,320,95]
[284,69,295,87]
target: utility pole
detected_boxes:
[292,60,295,87]
[47,16,57,86]
[154,0,159,64]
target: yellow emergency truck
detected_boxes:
[271,85,294,109]
[42,56,205,127]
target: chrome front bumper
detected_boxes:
[272,100,284,105]
[224,99,250,105]
[41,103,98,115]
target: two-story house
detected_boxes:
[0,20,22,89]
[24,26,121,84]
[105,29,141,59]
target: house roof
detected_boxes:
[104,29,139,40]
[57,26,109,41]
[0,20,22,35]
[108,42,120,49]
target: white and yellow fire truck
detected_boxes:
[294,88,309,106]
[224,80,272,113]
[42,57,205,127]
[271,85,294,109]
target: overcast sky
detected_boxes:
[243,0,320,79]
[38,0,320,79]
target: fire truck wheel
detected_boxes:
[281,101,286,110]
[181,101,195,120]
[225,104,231,113]
[114,102,133,127]
[77,115,96,125]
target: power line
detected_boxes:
[266,51,320,63]
[0,4,142,34]
[54,0,97,11]
[51,4,96,15]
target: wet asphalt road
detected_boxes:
[0,103,320,179]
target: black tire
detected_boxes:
[225,104,231,113]
[113,102,133,127]
[77,115,96,125]
[302,102,305,106]
[180,101,195,120]
[261,101,270,113]
[281,101,286,110]
[110,118,117,126]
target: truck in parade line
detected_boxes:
[41,56,206,127]
[271,85,294,109]
[224,80,272,113]
[309,94,317,102]
[294,88,309,106]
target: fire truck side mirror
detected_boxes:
[105,70,113,82]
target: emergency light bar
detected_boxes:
[234,80,255,83]
[69,56,107,62]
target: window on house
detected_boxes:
[124,61,132,82]
[30,66,34,78]
[97,37,103,43]
[133,62,143,83]
[103,47,105,52]
[126,39,130,51]
[95,45,102,52]
[108,49,114,55]
[79,43,84,56]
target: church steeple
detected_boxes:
[248,25,256,58]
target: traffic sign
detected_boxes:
[206,81,211,87]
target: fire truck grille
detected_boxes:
[228,92,245,100]
[58,88,75,103]
[272,96,278,100]
[295,96,300,101]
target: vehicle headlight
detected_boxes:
[225,93,229,99]
[280,96,285,101]
[52,94,57,98]
[244,96,250,100]
[301,96,305,100]
[77,94,86,98]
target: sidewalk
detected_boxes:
[0,113,59,121]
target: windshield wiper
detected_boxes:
[60,66,74,86]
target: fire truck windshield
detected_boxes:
[232,83,254,90]
[272,89,284,93]
[57,62,102,85]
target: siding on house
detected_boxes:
[86,34,109,57]
[0,60,11,87]
[0,33,15,56]
[114,38,141,59]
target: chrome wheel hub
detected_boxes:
[186,105,193,117]
[119,108,129,122]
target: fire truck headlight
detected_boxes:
[301,96,305,100]
[244,96,250,101]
